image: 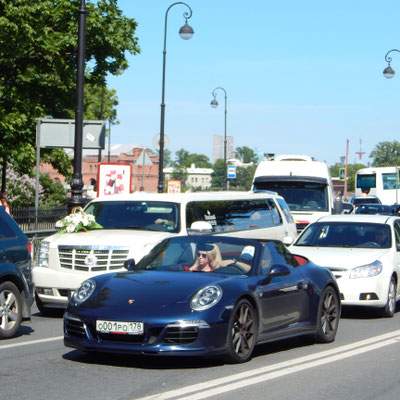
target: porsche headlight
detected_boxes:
[72,279,96,305]
[350,260,382,279]
[191,285,222,311]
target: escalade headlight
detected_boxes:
[191,285,222,311]
[350,260,382,279]
[37,241,50,268]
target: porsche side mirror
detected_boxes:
[124,258,136,270]
[269,264,291,278]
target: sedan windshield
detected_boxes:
[84,201,179,232]
[295,222,392,249]
[135,236,258,276]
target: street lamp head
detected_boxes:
[210,98,218,108]
[179,20,194,40]
[383,64,395,79]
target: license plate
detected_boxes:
[96,320,144,335]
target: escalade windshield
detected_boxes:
[84,201,180,233]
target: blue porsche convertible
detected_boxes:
[64,235,340,363]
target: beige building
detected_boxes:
[164,164,213,190]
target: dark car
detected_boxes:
[354,204,397,216]
[64,235,340,363]
[0,207,34,338]
[349,195,382,206]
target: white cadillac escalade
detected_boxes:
[33,191,297,315]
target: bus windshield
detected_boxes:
[253,181,328,212]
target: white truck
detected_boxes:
[252,154,336,232]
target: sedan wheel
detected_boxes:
[225,299,257,363]
[315,286,340,343]
[0,281,22,339]
[380,277,397,318]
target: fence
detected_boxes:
[11,206,69,260]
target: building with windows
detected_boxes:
[212,134,234,163]
[164,164,213,190]
[40,144,159,194]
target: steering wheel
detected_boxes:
[224,263,247,274]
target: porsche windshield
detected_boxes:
[84,201,180,232]
[296,222,392,249]
[135,237,258,276]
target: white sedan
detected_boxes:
[290,214,400,317]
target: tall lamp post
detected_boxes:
[158,2,194,193]
[210,87,228,190]
[69,0,87,210]
[383,49,400,79]
[383,49,400,204]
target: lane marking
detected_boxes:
[136,329,400,400]
[0,336,64,350]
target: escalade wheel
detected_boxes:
[0,281,23,339]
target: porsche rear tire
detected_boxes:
[224,299,257,363]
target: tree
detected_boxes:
[0,0,140,178]
[370,141,400,166]
[228,165,257,190]
[211,159,225,189]
[330,163,366,193]
[235,146,258,164]
[185,154,212,168]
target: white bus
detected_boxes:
[355,167,400,205]
[252,155,336,232]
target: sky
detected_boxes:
[105,0,400,167]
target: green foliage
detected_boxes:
[370,141,400,166]
[211,159,225,190]
[329,163,366,193]
[235,146,258,164]
[228,165,257,191]
[39,173,68,206]
[172,149,212,168]
[0,0,140,175]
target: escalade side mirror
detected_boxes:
[187,221,213,235]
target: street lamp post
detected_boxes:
[383,49,400,79]
[69,0,87,211]
[210,87,228,190]
[158,2,194,193]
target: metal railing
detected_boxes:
[11,206,69,261]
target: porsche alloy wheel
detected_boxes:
[315,286,339,343]
[225,299,257,363]
[0,281,22,339]
[380,277,397,318]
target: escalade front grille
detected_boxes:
[58,246,130,272]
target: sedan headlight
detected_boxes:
[37,241,50,268]
[72,279,96,305]
[191,285,222,311]
[350,260,383,279]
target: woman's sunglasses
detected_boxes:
[197,252,207,258]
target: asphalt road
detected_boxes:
[2,304,400,400]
